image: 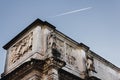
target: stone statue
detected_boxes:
[86,55,96,73]
[47,32,62,58]
[47,32,56,49]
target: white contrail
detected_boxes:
[49,7,92,18]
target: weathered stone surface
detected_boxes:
[1,19,120,80]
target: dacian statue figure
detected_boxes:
[86,55,96,73]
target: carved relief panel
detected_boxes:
[9,32,33,65]
[46,32,78,69]
[66,44,76,66]
[65,44,79,71]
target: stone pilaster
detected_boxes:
[44,57,66,80]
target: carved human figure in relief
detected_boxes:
[68,55,76,65]
[10,46,20,63]
[20,34,33,55]
[66,45,77,66]
[20,40,26,55]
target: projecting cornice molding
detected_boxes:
[1,59,45,80]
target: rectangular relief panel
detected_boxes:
[9,32,33,65]
[6,31,33,73]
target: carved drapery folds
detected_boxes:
[9,32,33,64]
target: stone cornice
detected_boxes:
[79,43,89,52]
[59,69,83,80]
[1,58,45,80]
[88,76,101,80]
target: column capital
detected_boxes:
[43,57,66,80]
[44,57,66,73]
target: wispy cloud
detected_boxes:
[49,7,92,18]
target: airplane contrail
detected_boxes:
[49,7,92,18]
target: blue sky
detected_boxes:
[0,0,120,74]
